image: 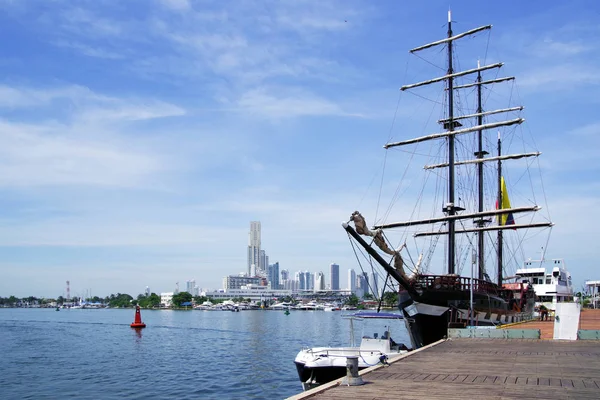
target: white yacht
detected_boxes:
[270,301,293,310]
[515,259,574,311]
[294,312,409,390]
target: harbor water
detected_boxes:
[0,308,410,399]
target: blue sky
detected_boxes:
[0,0,599,298]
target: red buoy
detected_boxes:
[130,305,146,328]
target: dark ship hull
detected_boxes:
[399,275,534,348]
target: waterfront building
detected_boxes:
[296,271,306,290]
[247,221,261,276]
[330,263,340,290]
[280,269,289,281]
[145,286,150,296]
[259,250,267,275]
[268,262,280,289]
[281,278,296,291]
[223,275,263,290]
[201,287,292,303]
[369,271,379,298]
[186,279,195,295]
[360,272,370,296]
[348,269,356,293]
[305,271,314,291]
[315,272,325,292]
[160,292,174,307]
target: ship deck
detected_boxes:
[287,310,600,400]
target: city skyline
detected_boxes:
[0,1,598,297]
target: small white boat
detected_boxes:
[270,302,293,310]
[294,311,410,390]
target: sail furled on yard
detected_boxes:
[350,211,412,283]
[497,177,515,226]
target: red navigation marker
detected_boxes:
[130,305,146,328]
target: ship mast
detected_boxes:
[344,14,553,292]
[497,132,503,285]
[446,10,457,275]
[475,62,487,280]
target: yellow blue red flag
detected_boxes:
[497,177,515,226]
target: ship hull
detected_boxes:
[399,288,533,348]
[294,362,367,391]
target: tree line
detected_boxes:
[0,291,401,308]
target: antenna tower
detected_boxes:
[66,281,71,301]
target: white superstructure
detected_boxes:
[515,259,573,310]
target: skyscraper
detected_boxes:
[305,271,314,291]
[297,271,306,290]
[259,250,267,274]
[330,263,340,290]
[268,262,280,289]
[186,279,195,294]
[315,272,325,292]
[348,269,356,293]
[280,269,289,281]
[369,271,379,298]
[361,272,370,296]
[247,221,261,276]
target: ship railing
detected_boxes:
[413,274,499,295]
[303,347,385,357]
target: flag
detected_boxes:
[497,177,515,226]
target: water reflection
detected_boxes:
[133,327,143,339]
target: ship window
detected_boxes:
[546,278,551,284]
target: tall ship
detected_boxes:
[343,12,553,349]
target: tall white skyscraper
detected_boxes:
[348,269,356,293]
[186,279,195,294]
[330,263,340,290]
[247,221,261,276]
[315,272,325,292]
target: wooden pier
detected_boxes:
[288,310,600,400]
[290,338,600,399]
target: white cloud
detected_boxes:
[157,0,192,12]
[0,84,187,189]
[0,84,186,121]
[535,39,593,57]
[59,7,124,38]
[52,40,125,59]
[0,120,162,188]
[518,63,600,90]
[0,220,242,247]
[237,87,364,119]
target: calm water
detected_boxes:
[0,308,409,399]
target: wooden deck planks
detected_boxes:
[291,338,600,400]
